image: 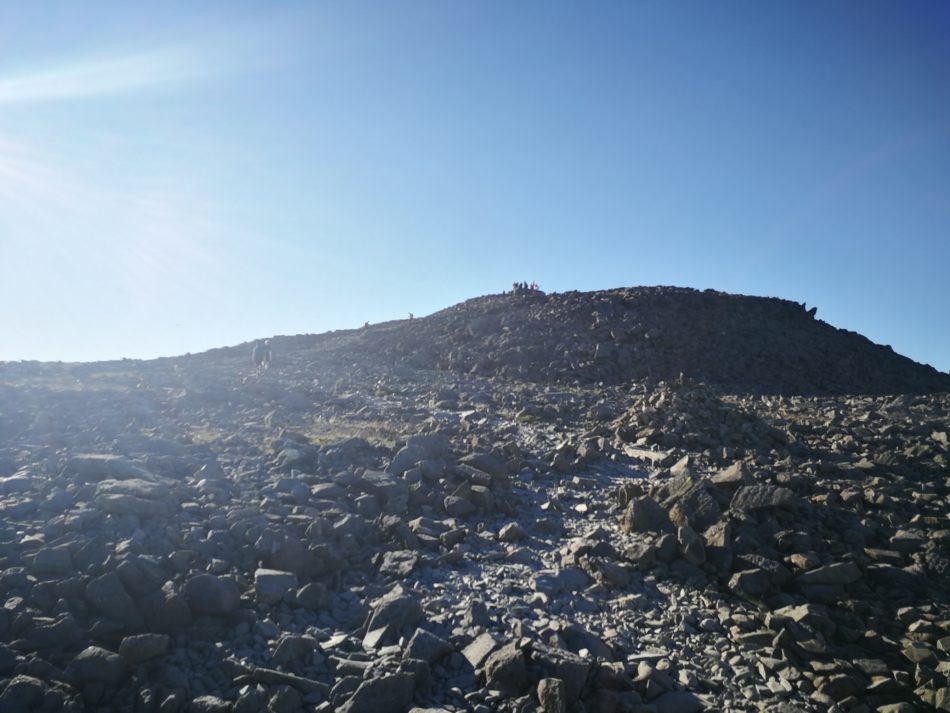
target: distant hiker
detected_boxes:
[408,312,414,320]
[530,280,538,291]
[512,282,519,293]
[252,339,272,374]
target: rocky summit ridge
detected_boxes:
[0,286,949,713]
[226,286,947,396]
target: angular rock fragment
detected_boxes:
[0,675,47,711]
[118,633,170,664]
[67,645,128,685]
[795,561,861,587]
[621,496,673,533]
[463,632,499,669]
[538,677,567,713]
[730,484,798,512]
[338,672,416,713]
[254,568,299,604]
[404,629,454,664]
[483,642,528,697]
[530,643,591,703]
[183,574,240,616]
[68,454,154,482]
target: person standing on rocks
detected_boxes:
[252,339,272,374]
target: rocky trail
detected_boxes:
[0,287,949,713]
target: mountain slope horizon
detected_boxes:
[199,285,947,397]
[6,286,948,396]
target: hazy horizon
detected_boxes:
[2,2,948,371]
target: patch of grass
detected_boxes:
[189,426,227,444]
[303,419,399,449]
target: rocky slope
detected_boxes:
[0,287,948,713]
[295,287,948,396]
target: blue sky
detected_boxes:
[0,2,948,371]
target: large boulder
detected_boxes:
[621,496,673,534]
[338,672,416,713]
[254,569,299,604]
[67,646,128,686]
[484,643,528,697]
[363,588,423,648]
[68,454,154,482]
[730,485,799,512]
[183,574,240,616]
[85,572,144,630]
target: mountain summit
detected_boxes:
[1,286,949,713]
[266,286,949,396]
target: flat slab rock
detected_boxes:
[338,672,416,713]
[730,484,799,511]
[68,454,155,482]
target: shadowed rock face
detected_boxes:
[0,287,948,712]
[299,286,948,396]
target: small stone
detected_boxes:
[268,685,303,713]
[138,585,193,633]
[338,672,415,713]
[652,690,704,713]
[729,568,771,596]
[271,634,320,666]
[621,496,673,534]
[677,526,706,565]
[530,568,590,595]
[710,462,748,490]
[531,643,591,703]
[378,550,418,579]
[183,574,240,616]
[795,561,861,586]
[537,677,567,713]
[0,645,17,675]
[296,582,329,609]
[254,568,299,604]
[462,633,499,669]
[189,695,232,713]
[876,704,918,713]
[443,495,475,517]
[903,641,936,665]
[363,589,423,648]
[31,547,74,577]
[404,629,454,664]
[85,571,143,629]
[498,522,526,542]
[0,675,47,711]
[119,634,171,664]
[67,646,128,685]
[730,484,798,511]
[483,643,527,697]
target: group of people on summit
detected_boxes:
[511,280,539,294]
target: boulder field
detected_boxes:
[0,287,948,712]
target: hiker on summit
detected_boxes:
[252,339,272,374]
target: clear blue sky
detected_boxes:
[1,2,948,371]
